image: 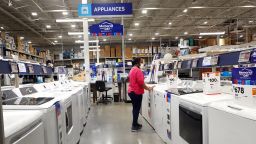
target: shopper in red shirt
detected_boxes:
[128,57,154,132]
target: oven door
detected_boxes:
[179,104,202,144]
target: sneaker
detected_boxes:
[136,123,142,128]
[131,125,141,132]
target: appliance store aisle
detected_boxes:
[80,103,165,144]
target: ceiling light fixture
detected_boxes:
[203,21,208,24]
[128,38,132,41]
[240,35,244,38]
[168,22,172,25]
[142,9,148,14]
[58,35,62,38]
[155,33,159,36]
[62,11,68,15]
[78,35,82,38]
[54,40,58,43]
[249,20,253,23]
[71,24,76,28]
[189,6,205,9]
[240,5,256,8]
[68,32,90,35]
[28,41,32,44]
[175,37,179,40]
[134,23,140,26]
[200,32,225,35]
[199,36,202,39]
[152,37,155,40]
[183,9,188,13]
[103,39,107,42]
[20,37,24,40]
[56,18,95,23]
[46,25,51,29]
[184,32,188,35]
[129,33,133,37]
[75,40,99,43]
[0,27,4,30]
[31,12,38,16]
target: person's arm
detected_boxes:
[137,71,154,91]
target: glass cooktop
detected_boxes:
[166,88,202,95]
[2,97,54,105]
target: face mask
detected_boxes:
[140,63,145,69]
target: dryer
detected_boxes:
[4,109,45,144]
[208,98,256,144]
[171,92,233,144]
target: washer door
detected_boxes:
[179,105,202,144]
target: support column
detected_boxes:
[96,37,99,64]
[82,0,90,82]
[121,0,126,74]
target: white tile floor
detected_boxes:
[80,103,165,144]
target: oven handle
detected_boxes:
[227,105,242,111]
[179,105,202,121]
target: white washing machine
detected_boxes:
[13,85,81,144]
[153,85,172,144]
[4,109,45,144]
[2,90,63,144]
[171,92,234,144]
[208,98,256,144]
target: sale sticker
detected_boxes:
[202,72,221,95]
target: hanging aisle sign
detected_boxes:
[232,67,256,98]
[78,3,133,17]
[89,20,123,36]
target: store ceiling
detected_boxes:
[0,0,256,47]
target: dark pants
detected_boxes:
[128,92,143,126]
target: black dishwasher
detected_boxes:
[179,105,202,144]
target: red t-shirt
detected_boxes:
[128,66,144,95]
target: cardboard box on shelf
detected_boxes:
[89,51,94,59]
[116,45,122,57]
[111,47,115,57]
[104,45,111,57]
[100,48,105,58]
[125,47,132,59]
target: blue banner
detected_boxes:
[89,20,123,36]
[250,49,256,63]
[232,67,256,85]
[78,3,133,17]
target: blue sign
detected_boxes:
[89,20,123,36]
[78,3,133,17]
[232,67,256,85]
[250,49,256,63]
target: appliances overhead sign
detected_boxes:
[78,3,133,17]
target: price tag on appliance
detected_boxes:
[232,67,256,97]
[202,72,221,95]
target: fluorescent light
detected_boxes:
[58,35,62,38]
[134,23,140,26]
[80,46,100,48]
[168,22,172,25]
[103,39,107,41]
[68,32,84,35]
[31,12,38,16]
[199,36,202,39]
[152,37,155,40]
[189,6,205,9]
[20,37,24,40]
[142,9,148,14]
[249,20,253,23]
[46,25,51,29]
[184,32,188,35]
[155,33,159,36]
[203,21,208,24]
[54,40,58,43]
[0,27,4,30]
[175,37,179,40]
[78,35,82,38]
[240,5,256,8]
[56,18,95,23]
[71,24,76,28]
[183,9,188,13]
[75,40,99,43]
[28,41,32,44]
[220,35,224,38]
[128,38,132,41]
[240,35,244,38]
[129,33,133,36]
[62,12,68,15]
[200,32,225,35]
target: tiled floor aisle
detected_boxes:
[80,103,165,144]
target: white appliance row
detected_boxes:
[142,84,256,144]
[2,80,90,144]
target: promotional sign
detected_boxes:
[238,50,251,63]
[232,67,256,97]
[89,20,123,36]
[202,56,218,66]
[17,63,26,73]
[202,72,221,95]
[192,59,198,68]
[250,49,256,63]
[78,3,133,17]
